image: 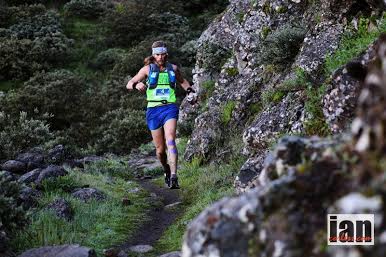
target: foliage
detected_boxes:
[197,42,231,72]
[304,84,330,136]
[0,171,27,234]
[325,17,383,74]
[0,10,72,80]
[259,24,306,67]
[155,144,243,254]
[0,4,46,28]
[90,48,126,72]
[2,70,87,130]
[94,108,150,154]
[221,100,236,125]
[0,111,53,160]
[63,0,112,19]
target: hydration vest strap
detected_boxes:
[147,100,170,104]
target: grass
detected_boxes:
[144,136,245,255]
[221,100,236,125]
[11,163,151,256]
[325,16,386,74]
[153,157,243,254]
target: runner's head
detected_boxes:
[152,41,168,66]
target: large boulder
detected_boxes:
[15,151,45,171]
[181,32,386,257]
[0,160,26,174]
[17,244,97,257]
[18,168,42,184]
[35,165,67,185]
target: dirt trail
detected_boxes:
[118,178,182,252]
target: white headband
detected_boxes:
[152,47,167,55]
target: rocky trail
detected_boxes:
[112,152,183,257]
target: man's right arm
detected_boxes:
[126,66,148,91]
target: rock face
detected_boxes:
[17,244,97,257]
[179,0,386,192]
[181,31,386,257]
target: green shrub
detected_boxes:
[63,0,112,19]
[2,70,88,130]
[90,48,126,72]
[0,171,27,234]
[325,17,382,75]
[221,100,236,125]
[0,111,53,160]
[94,108,150,154]
[197,42,231,72]
[0,10,72,80]
[304,84,330,136]
[259,24,306,67]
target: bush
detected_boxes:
[0,111,53,160]
[63,0,112,19]
[196,42,231,72]
[259,24,306,67]
[0,171,26,245]
[90,48,126,72]
[0,4,46,32]
[2,70,88,130]
[0,10,72,80]
[94,108,150,154]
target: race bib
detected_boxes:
[155,88,170,99]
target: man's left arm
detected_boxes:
[174,65,191,91]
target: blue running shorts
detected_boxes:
[146,103,179,130]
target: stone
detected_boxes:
[19,186,41,210]
[72,188,106,202]
[158,251,181,257]
[18,168,41,184]
[128,245,153,253]
[15,152,45,170]
[164,202,182,210]
[17,244,97,257]
[1,160,26,174]
[47,144,66,164]
[46,198,73,220]
[36,165,67,184]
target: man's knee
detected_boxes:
[166,139,178,155]
[155,144,166,156]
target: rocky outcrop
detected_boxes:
[181,31,386,257]
[179,0,386,192]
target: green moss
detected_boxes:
[221,100,236,125]
[225,67,239,77]
[261,26,271,39]
[236,12,245,23]
[202,80,216,99]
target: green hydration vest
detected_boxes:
[146,63,177,108]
